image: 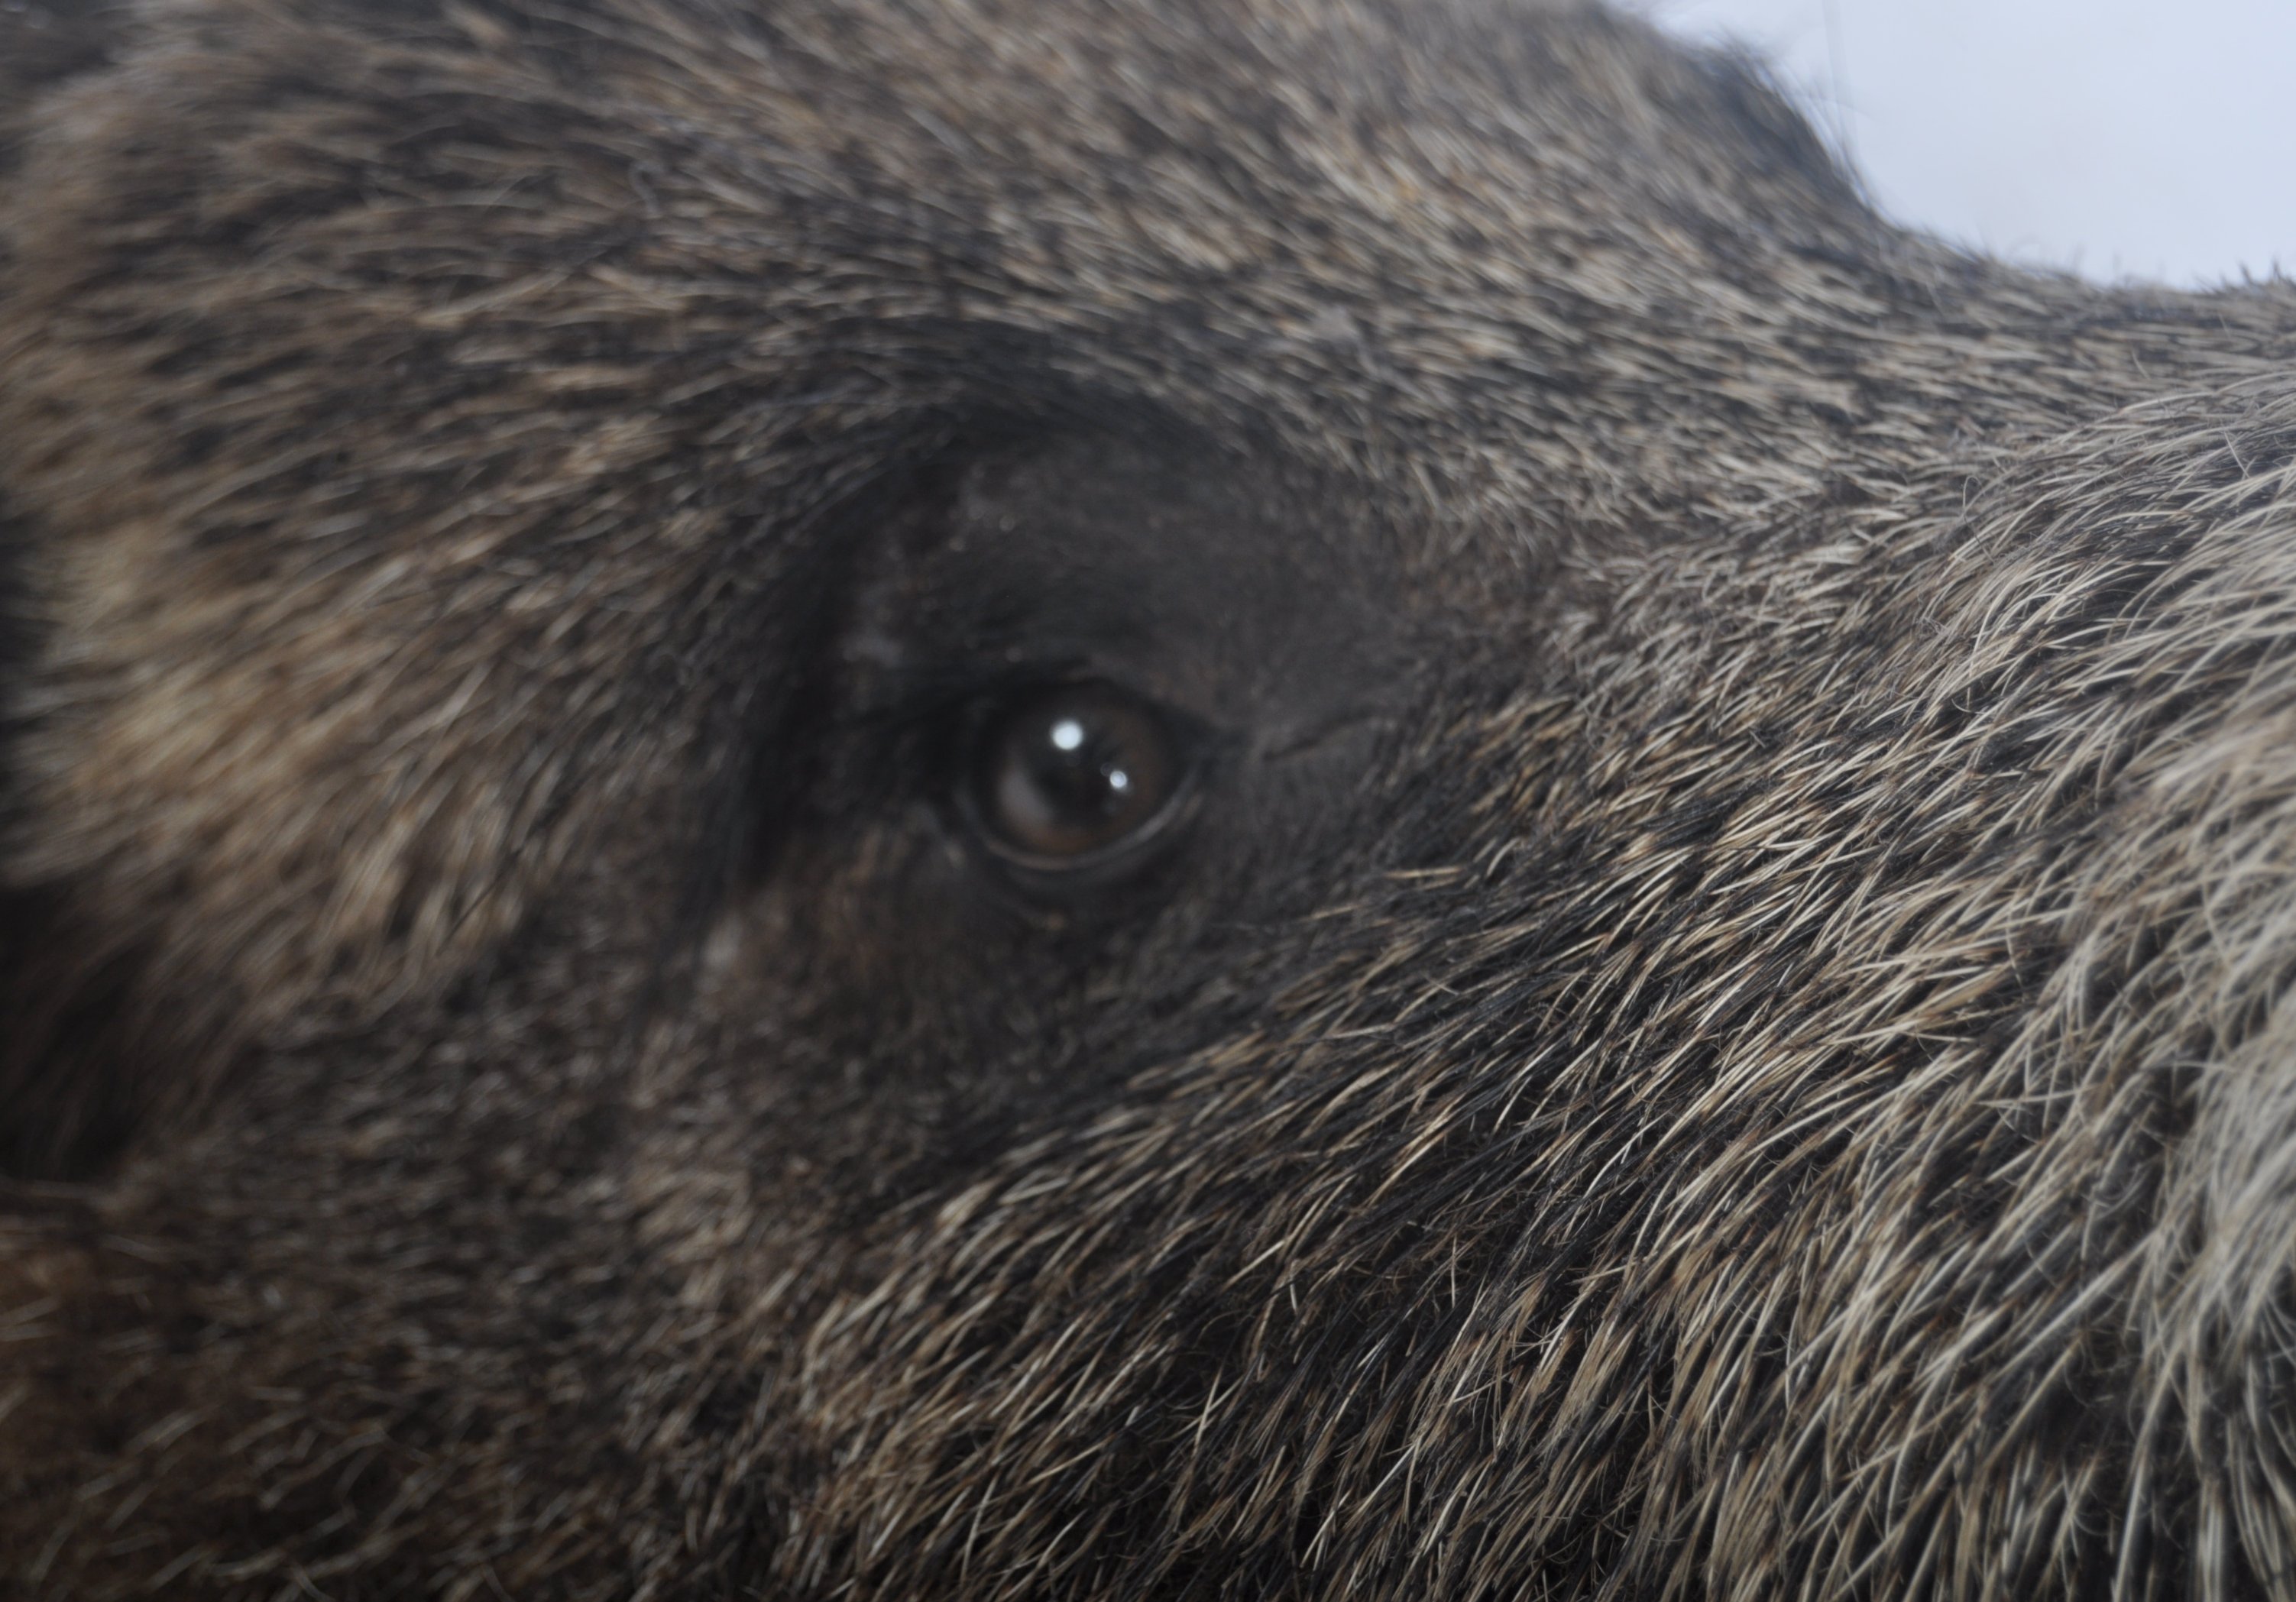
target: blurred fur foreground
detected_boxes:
[5,0,2296,1596]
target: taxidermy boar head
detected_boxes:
[5,0,2296,1596]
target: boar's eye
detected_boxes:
[963,681,1194,875]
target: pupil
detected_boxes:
[1026,717,1132,820]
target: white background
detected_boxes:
[1640,0,2296,286]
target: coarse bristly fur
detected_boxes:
[3,0,2296,1596]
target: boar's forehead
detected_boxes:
[6,0,2296,1599]
[5,0,2230,533]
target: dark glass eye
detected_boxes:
[967,682,1190,869]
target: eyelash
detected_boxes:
[834,655,1094,791]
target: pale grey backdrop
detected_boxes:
[1642,0,2295,287]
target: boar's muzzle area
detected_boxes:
[5,0,2296,1598]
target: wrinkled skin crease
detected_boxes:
[5,0,2296,1597]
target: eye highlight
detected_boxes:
[964,681,1192,872]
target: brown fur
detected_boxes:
[4,0,2296,1595]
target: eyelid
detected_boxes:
[837,654,1097,736]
